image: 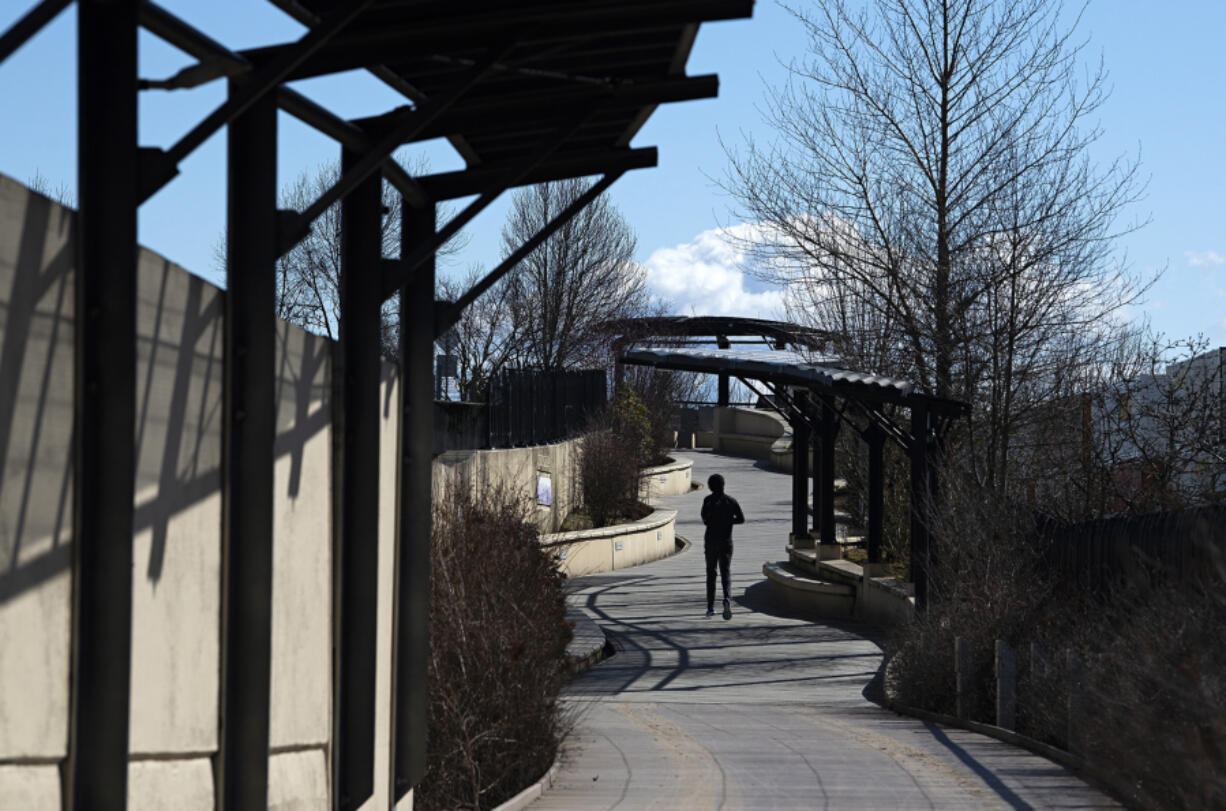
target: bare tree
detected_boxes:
[726,0,1149,490]
[1089,334,1225,512]
[502,178,649,369]
[436,265,519,401]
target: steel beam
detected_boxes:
[332,149,384,810]
[416,147,656,201]
[140,0,376,202]
[435,172,622,333]
[241,1,755,79]
[381,115,594,299]
[275,88,427,207]
[217,80,278,811]
[393,205,436,798]
[352,75,719,144]
[0,0,72,64]
[136,3,428,208]
[67,2,139,805]
[281,53,503,253]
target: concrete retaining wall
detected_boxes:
[543,509,678,578]
[0,175,418,807]
[712,407,789,460]
[433,436,582,534]
[766,554,915,626]
[640,457,693,501]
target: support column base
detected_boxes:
[817,543,842,560]
[789,532,815,550]
[862,562,891,577]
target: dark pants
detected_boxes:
[705,547,732,608]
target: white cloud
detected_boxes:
[1185,249,1225,268]
[641,224,786,319]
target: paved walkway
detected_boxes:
[535,450,1117,810]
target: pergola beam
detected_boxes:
[353,74,718,145]
[417,146,657,201]
[381,114,596,299]
[280,53,505,254]
[139,0,376,202]
[0,0,72,64]
[435,171,623,335]
[139,2,428,208]
[240,1,754,80]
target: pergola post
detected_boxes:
[68,1,139,804]
[332,149,383,809]
[865,423,886,573]
[809,390,820,536]
[217,79,278,810]
[393,203,436,797]
[818,398,838,555]
[717,333,730,406]
[910,403,931,612]
[789,390,811,545]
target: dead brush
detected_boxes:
[415,477,574,810]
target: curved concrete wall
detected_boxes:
[713,407,789,460]
[640,457,694,501]
[542,509,678,578]
[433,435,582,535]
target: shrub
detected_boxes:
[885,461,1226,809]
[885,463,1050,715]
[577,428,642,529]
[416,479,573,810]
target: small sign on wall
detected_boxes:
[537,473,552,506]
[615,540,623,551]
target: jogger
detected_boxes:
[700,473,744,618]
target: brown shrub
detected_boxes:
[886,462,1226,809]
[416,480,573,810]
[577,428,643,528]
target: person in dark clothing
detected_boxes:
[701,473,744,618]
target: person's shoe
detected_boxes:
[705,606,715,616]
[722,598,732,620]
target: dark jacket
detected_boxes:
[701,491,745,552]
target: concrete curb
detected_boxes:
[491,759,562,811]
[883,699,1134,807]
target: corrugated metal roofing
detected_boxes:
[255,0,752,190]
[623,346,940,405]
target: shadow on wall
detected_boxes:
[0,176,333,604]
[0,184,74,604]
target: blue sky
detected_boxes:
[2,1,1222,346]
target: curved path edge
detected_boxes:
[883,698,1134,807]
